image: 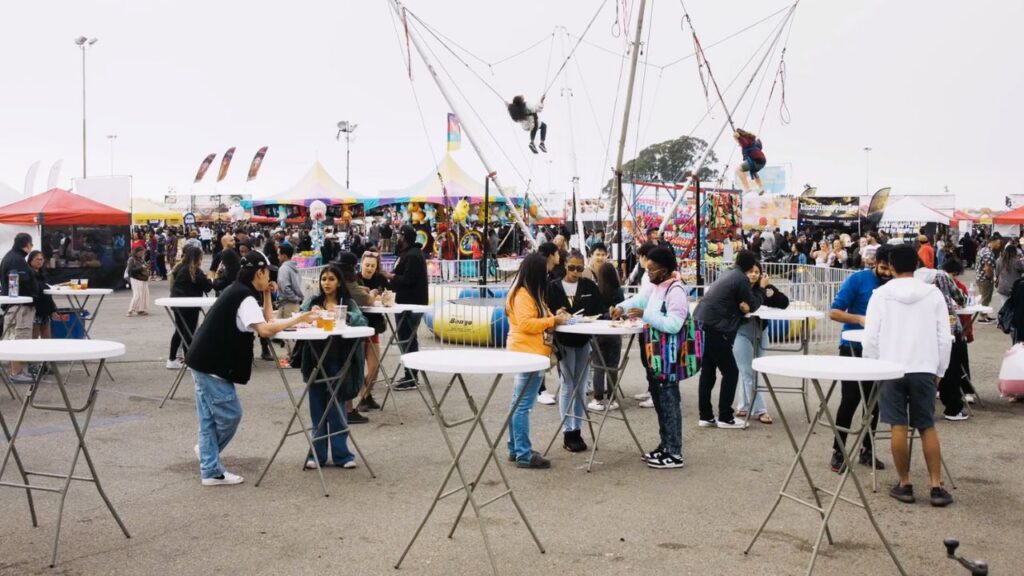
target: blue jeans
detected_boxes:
[734,328,769,415]
[557,344,591,432]
[507,370,544,463]
[649,379,683,457]
[192,369,243,479]
[308,379,354,465]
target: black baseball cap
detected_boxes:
[240,250,278,272]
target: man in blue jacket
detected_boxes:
[826,243,893,473]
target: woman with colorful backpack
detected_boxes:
[610,246,693,470]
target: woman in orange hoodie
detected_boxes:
[506,253,569,469]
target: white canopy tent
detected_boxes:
[878,196,950,225]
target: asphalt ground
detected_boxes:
[1,278,1021,576]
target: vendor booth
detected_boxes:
[131,197,183,225]
[0,188,130,289]
[877,196,950,237]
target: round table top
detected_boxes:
[956,305,993,315]
[0,296,33,305]
[402,350,549,374]
[753,354,905,381]
[747,306,825,321]
[45,288,114,296]
[155,296,218,308]
[277,325,375,341]
[362,303,431,314]
[556,319,644,335]
[842,329,865,343]
[0,339,125,362]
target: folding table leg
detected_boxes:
[47,361,130,567]
[395,372,506,576]
[255,345,330,496]
[0,388,37,527]
[586,334,644,472]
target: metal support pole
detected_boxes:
[480,174,490,286]
[695,179,703,285]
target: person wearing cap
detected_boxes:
[918,235,935,269]
[382,224,428,389]
[185,251,319,486]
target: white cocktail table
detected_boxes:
[0,339,130,567]
[254,325,375,496]
[360,303,433,417]
[745,306,825,425]
[746,354,907,575]
[0,296,34,399]
[395,349,547,576]
[544,320,645,472]
[45,288,115,381]
[154,297,217,407]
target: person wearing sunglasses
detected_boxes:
[545,251,604,452]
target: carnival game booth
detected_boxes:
[376,154,525,275]
[244,161,370,226]
[0,188,130,289]
[877,196,950,238]
[131,197,183,226]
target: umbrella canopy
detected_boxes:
[878,196,950,225]
[0,187,129,226]
[131,197,183,224]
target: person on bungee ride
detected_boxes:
[734,128,766,194]
[508,95,548,154]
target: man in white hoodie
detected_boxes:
[863,244,954,507]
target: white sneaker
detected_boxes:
[716,418,746,429]
[587,399,605,411]
[166,359,184,370]
[537,391,557,405]
[201,471,244,486]
[944,410,969,422]
[698,418,717,428]
[638,398,654,409]
[964,394,977,404]
[634,391,651,401]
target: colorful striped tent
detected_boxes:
[375,154,519,209]
[245,161,371,208]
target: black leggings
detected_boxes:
[530,114,547,142]
[697,329,739,422]
[833,345,878,454]
[169,308,200,359]
[939,340,970,415]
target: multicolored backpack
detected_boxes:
[640,283,703,384]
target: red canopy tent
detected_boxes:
[994,206,1024,225]
[0,187,129,225]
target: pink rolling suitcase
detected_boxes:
[998,344,1024,397]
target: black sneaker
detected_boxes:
[260,350,274,361]
[393,379,418,391]
[646,453,685,469]
[358,395,381,411]
[830,450,847,474]
[538,142,547,153]
[528,142,539,154]
[517,453,551,469]
[509,450,541,462]
[562,430,588,453]
[346,411,369,425]
[930,486,953,507]
[859,448,886,470]
[889,483,915,503]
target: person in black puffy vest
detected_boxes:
[185,251,318,487]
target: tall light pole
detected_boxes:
[863,146,872,195]
[107,134,118,175]
[75,36,98,178]
[336,120,357,189]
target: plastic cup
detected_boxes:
[70,279,79,290]
[336,305,347,328]
[320,311,335,332]
[80,278,89,290]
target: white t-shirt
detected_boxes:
[235,296,266,333]
[561,279,578,299]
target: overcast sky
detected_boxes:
[1,0,1020,210]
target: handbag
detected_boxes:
[998,297,1014,335]
[640,283,702,384]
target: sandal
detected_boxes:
[757,413,773,424]
[735,410,749,418]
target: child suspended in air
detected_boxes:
[734,128,766,195]
[508,95,547,154]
